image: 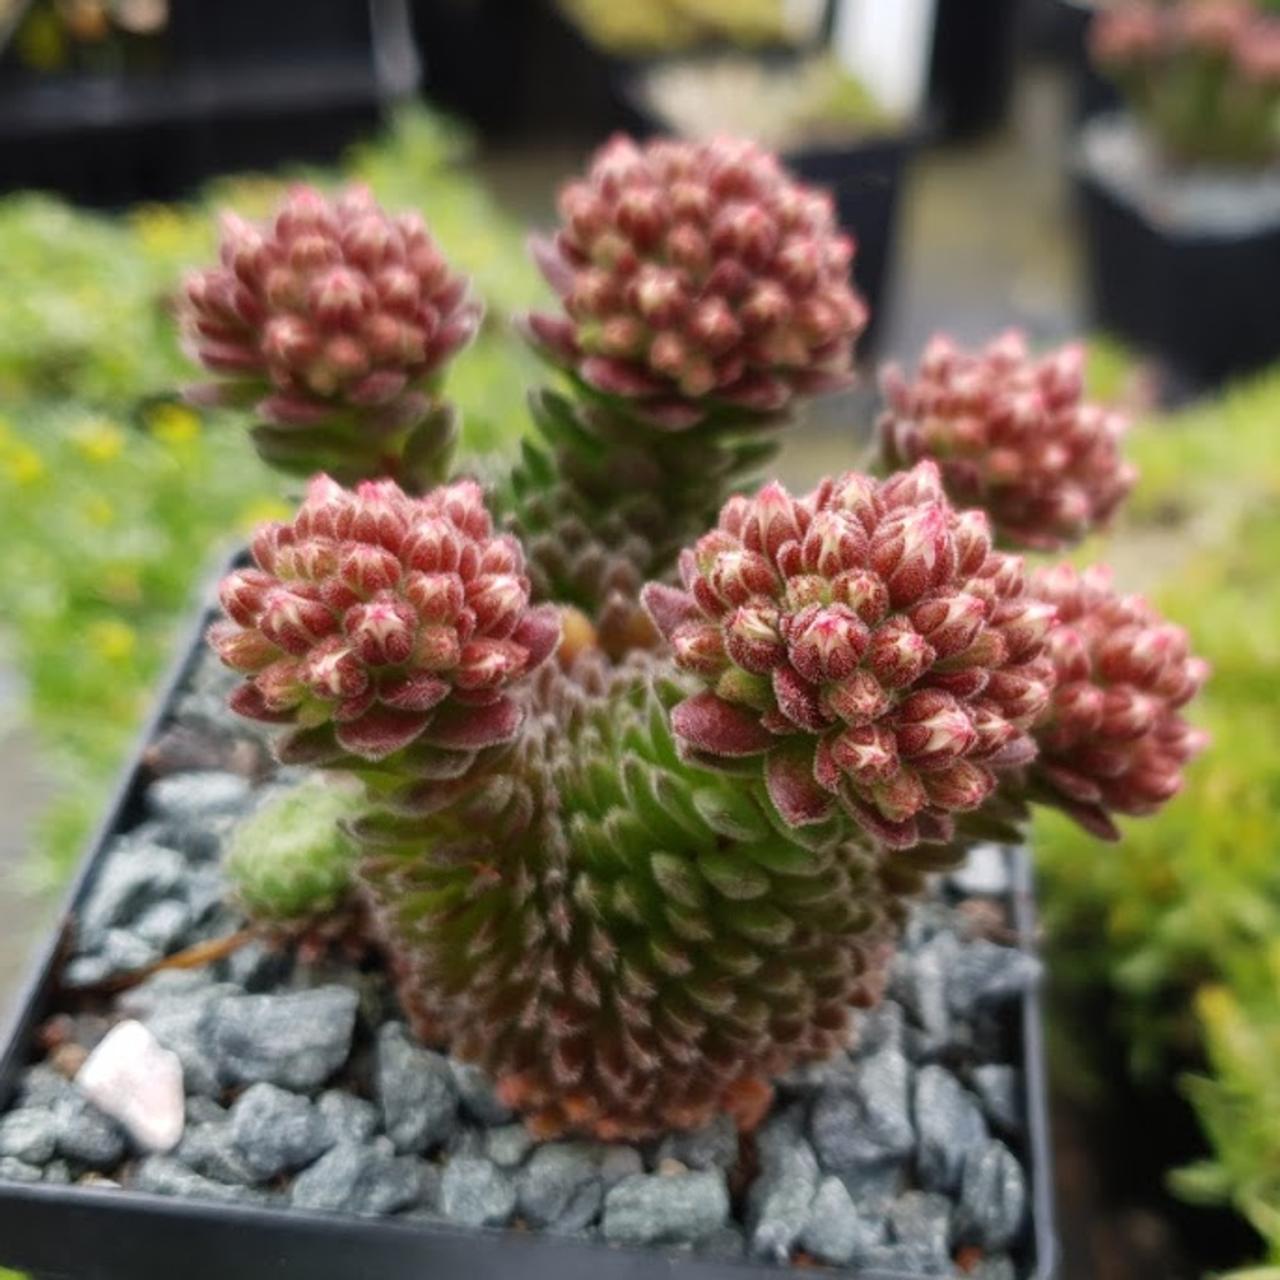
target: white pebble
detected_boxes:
[77,1020,185,1154]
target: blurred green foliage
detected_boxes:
[1035,367,1280,1266]
[0,106,539,877]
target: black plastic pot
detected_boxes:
[620,78,915,355]
[927,0,1025,141]
[1076,160,1280,388]
[0,566,1059,1280]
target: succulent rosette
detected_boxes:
[644,462,1057,850]
[879,332,1137,551]
[525,133,867,429]
[1029,564,1209,839]
[181,184,481,489]
[209,474,560,768]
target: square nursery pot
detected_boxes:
[1075,119,1280,389]
[620,76,916,355]
[926,0,1025,141]
[0,561,1058,1280]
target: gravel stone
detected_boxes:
[914,1065,988,1193]
[185,1097,227,1127]
[602,1171,729,1245]
[892,932,957,1054]
[598,1145,643,1187]
[888,1190,952,1268]
[972,1256,1017,1280]
[132,900,194,952]
[956,1140,1027,1251]
[949,844,1012,897]
[138,982,240,1096]
[376,1024,458,1154]
[947,939,1042,1018]
[229,1084,330,1179]
[52,1094,127,1169]
[174,1122,260,1186]
[17,1064,74,1109]
[133,1155,255,1204]
[208,986,358,1091]
[747,1135,820,1261]
[76,841,187,950]
[518,1143,603,1231]
[654,1114,738,1171]
[0,1108,58,1164]
[856,999,906,1058]
[484,1124,533,1169]
[834,1159,905,1213]
[797,1174,886,1265]
[449,1061,513,1126]
[318,1091,379,1147]
[810,1042,914,1169]
[440,1156,517,1228]
[148,772,251,825]
[290,1139,422,1216]
[65,931,162,988]
[971,1064,1024,1137]
[76,1019,185,1153]
[220,939,292,993]
[698,1225,747,1260]
[42,1160,72,1185]
[0,1157,43,1183]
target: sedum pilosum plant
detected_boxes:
[189,135,1209,1141]
[1090,0,1280,167]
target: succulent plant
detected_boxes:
[643,462,1057,850]
[1027,563,1210,839]
[1090,0,1280,166]
[878,332,1137,551]
[181,184,481,490]
[356,651,902,1141]
[224,779,362,924]
[208,473,560,769]
[526,134,865,429]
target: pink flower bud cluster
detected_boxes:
[879,332,1137,551]
[1091,1,1280,89]
[182,185,481,430]
[525,134,868,429]
[1029,564,1209,839]
[210,475,560,763]
[643,462,1057,849]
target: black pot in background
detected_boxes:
[1053,0,1121,123]
[1076,163,1280,389]
[927,0,1025,141]
[0,556,1059,1280]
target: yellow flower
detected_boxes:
[148,402,202,446]
[128,204,194,256]
[87,619,138,663]
[83,496,116,527]
[72,418,126,465]
[2,442,46,486]
[237,496,292,532]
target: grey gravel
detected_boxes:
[892,931,957,1055]
[972,1065,1024,1137]
[598,1145,643,1187]
[956,1139,1027,1251]
[137,981,240,1096]
[220,939,292,993]
[914,1065,989,1193]
[440,1156,517,1228]
[318,1091,379,1147]
[972,1256,1017,1280]
[517,1143,603,1232]
[52,1094,127,1170]
[148,772,251,826]
[290,1139,422,1216]
[132,899,194,952]
[175,1121,260,1186]
[602,1171,729,1245]
[376,1024,458,1154]
[797,1174,885,1265]
[208,987,358,1091]
[42,1160,72,1185]
[0,1108,58,1164]
[654,1114,738,1171]
[947,939,1042,1019]
[449,1061,513,1126]
[0,1156,43,1183]
[65,930,163,988]
[810,1041,914,1169]
[184,1096,227,1127]
[76,841,187,951]
[747,1134,819,1261]
[229,1084,331,1180]
[133,1155,257,1204]
[484,1124,534,1169]
[697,1225,747,1260]
[888,1191,952,1270]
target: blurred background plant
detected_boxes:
[553,0,808,55]
[1089,0,1280,167]
[0,106,537,878]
